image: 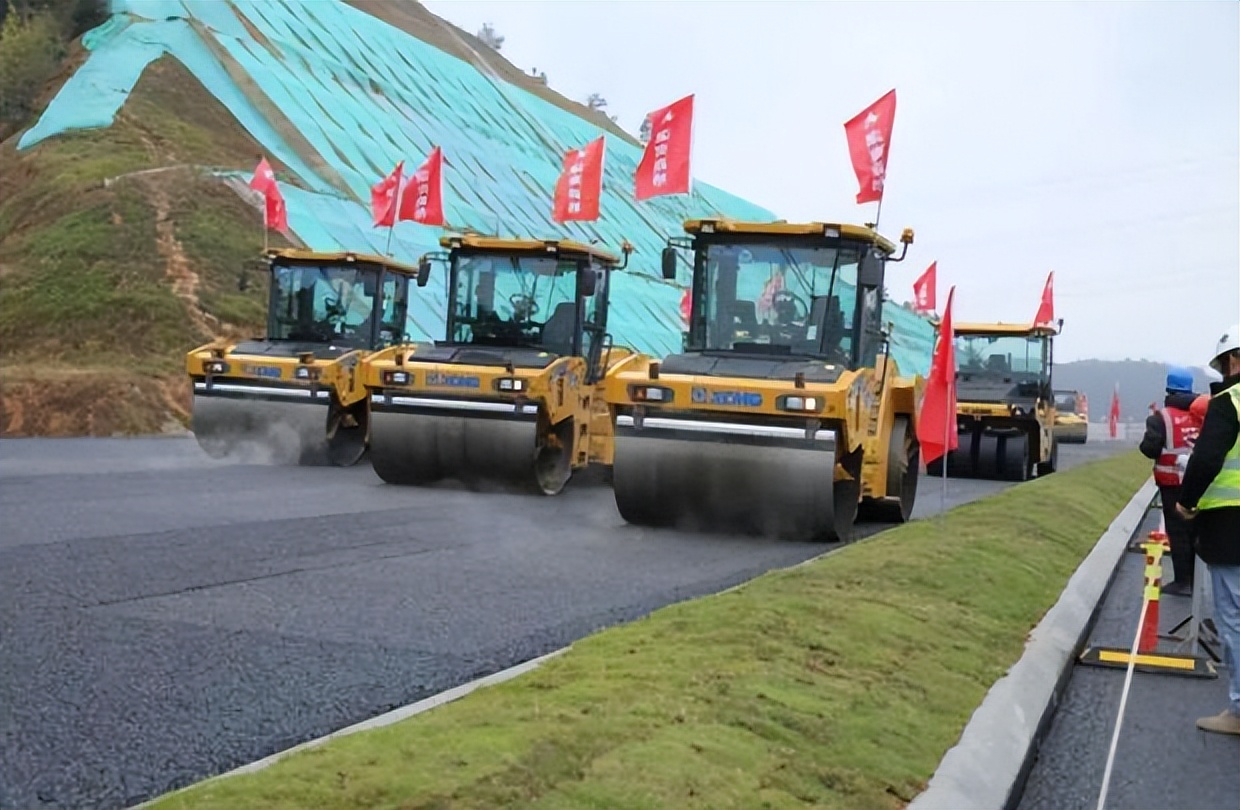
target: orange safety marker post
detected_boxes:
[1079,540,1216,678]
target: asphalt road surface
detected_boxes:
[0,435,1130,810]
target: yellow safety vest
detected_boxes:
[1197,381,1240,511]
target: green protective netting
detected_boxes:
[19,0,934,375]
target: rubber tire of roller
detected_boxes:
[1001,432,1030,482]
[1036,434,1058,477]
[860,415,919,523]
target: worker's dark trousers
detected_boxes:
[1159,483,1197,584]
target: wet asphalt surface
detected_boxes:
[0,436,1129,810]
[1016,508,1240,810]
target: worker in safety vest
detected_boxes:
[1176,322,1240,736]
[1138,366,1203,595]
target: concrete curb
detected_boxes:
[129,646,569,809]
[906,475,1158,810]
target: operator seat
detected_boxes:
[540,301,577,356]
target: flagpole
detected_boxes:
[874,196,884,232]
[384,166,403,257]
[941,398,949,515]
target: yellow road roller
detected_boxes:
[604,218,923,543]
[928,320,1063,480]
[187,249,418,466]
[362,234,643,495]
[1053,389,1089,444]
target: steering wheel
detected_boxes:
[771,290,808,324]
[509,293,539,319]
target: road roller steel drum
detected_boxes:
[363,234,644,495]
[186,249,421,466]
[605,218,926,543]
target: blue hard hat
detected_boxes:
[1165,365,1194,393]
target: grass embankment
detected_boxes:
[148,451,1150,810]
[0,56,293,436]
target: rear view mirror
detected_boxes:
[661,247,677,281]
[858,248,884,287]
[580,266,597,297]
[416,258,431,287]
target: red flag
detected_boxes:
[248,157,288,234]
[1033,271,1055,326]
[552,136,606,222]
[912,261,937,313]
[635,94,693,201]
[916,285,959,466]
[1108,384,1120,438]
[843,89,896,204]
[371,161,404,228]
[397,146,444,226]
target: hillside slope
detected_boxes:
[2,0,935,437]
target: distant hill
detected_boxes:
[1053,359,1218,422]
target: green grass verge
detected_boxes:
[147,451,1149,810]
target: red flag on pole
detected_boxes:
[916,285,959,466]
[397,146,445,226]
[843,89,896,205]
[248,157,288,234]
[1033,271,1055,326]
[635,94,694,200]
[371,160,404,228]
[552,136,606,222]
[912,261,937,314]
[1109,384,1120,438]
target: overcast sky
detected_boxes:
[421,0,1239,366]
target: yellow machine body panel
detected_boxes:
[363,235,645,495]
[186,248,421,466]
[1053,389,1089,444]
[936,319,1062,480]
[606,218,923,542]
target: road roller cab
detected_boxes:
[187,249,417,466]
[929,320,1063,480]
[363,234,642,495]
[604,218,924,543]
[1053,389,1089,444]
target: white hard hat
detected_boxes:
[1209,322,1240,374]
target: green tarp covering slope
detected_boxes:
[19,0,934,370]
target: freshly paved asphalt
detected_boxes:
[1016,508,1240,810]
[0,435,1129,810]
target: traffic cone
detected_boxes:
[1138,541,1163,653]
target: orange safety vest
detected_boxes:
[1153,405,1201,486]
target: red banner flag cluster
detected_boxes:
[1109,384,1121,438]
[249,157,288,235]
[1033,271,1055,327]
[370,147,445,231]
[553,136,606,223]
[912,261,936,314]
[916,285,959,467]
[635,94,694,201]
[844,89,896,205]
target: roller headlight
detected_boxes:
[629,384,673,403]
[496,377,527,392]
[382,370,410,385]
[778,394,822,413]
[295,366,322,381]
[204,360,228,375]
